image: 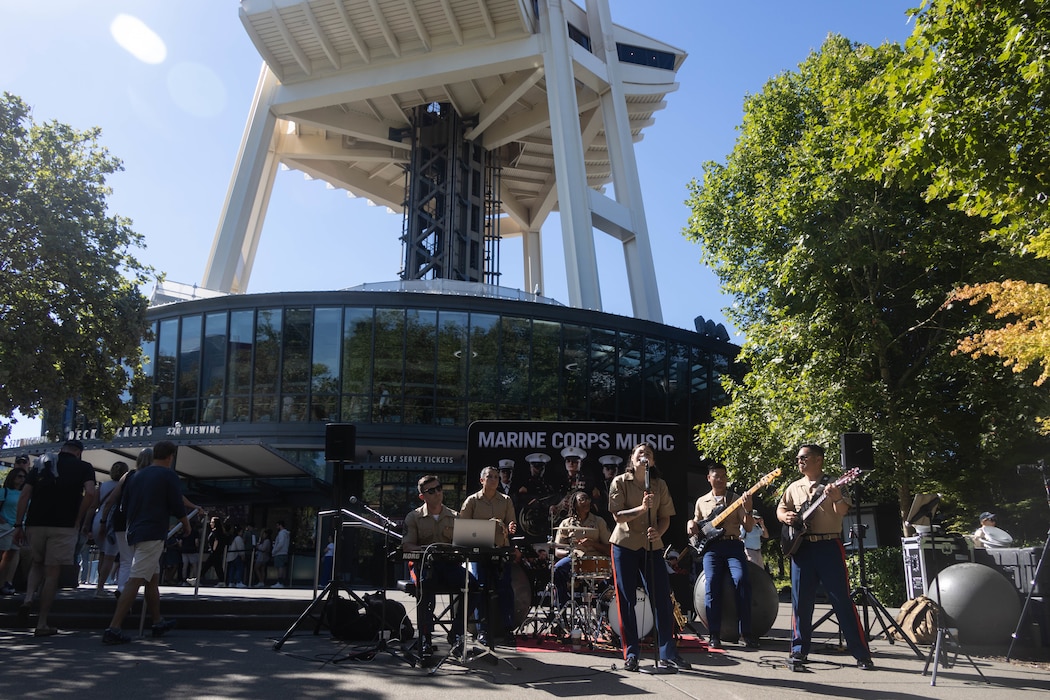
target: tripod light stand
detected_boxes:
[1007,460,1050,661]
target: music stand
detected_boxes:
[905,493,941,534]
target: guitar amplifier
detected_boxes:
[901,534,974,599]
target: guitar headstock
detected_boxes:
[761,467,782,486]
[836,467,864,486]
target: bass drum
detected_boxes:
[510,562,533,630]
[692,561,778,642]
[600,585,653,639]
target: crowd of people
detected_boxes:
[1,439,294,644]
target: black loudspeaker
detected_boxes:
[840,432,873,471]
[325,423,356,463]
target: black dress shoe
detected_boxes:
[624,655,639,672]
[789,651,808,663]
[708,636,722,650]
[661,655,692,670]
[857,658,875,670]
[742,637,761,649]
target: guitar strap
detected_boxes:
[799,475,830,514]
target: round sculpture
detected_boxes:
[929,563,1020,645]
[692,561,779,642]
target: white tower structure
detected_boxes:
[204,0,685,322]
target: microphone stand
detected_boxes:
[639,460,674,675]
[1007,461,1050,660]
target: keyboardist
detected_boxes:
[403,474,474,659]
[459,465,518,644]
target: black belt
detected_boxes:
[804,533,841,542]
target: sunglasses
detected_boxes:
[422,485,442,495]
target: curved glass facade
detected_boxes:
[143,290,740,433]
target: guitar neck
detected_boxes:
[710,481,763,528]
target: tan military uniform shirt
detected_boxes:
[777,474,852,536]
[403,503,458,548]
[693,490,747,539]
[459,490,516,547]
[554,511,611,556]
[609,471,675,551]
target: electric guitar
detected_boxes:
[780,467,863,557]
[689,468,782,555]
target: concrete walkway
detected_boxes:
[2,586,1048,699]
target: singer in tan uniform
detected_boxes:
[608,443,691,673]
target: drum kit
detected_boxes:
[512,518,628,648]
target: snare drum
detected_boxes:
[602,585,653,638]
[573,555,612,579]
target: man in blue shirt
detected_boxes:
[102,441,191,645]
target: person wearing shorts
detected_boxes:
[102,442,191,645]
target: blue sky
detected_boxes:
[1,1,917,442]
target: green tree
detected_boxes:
[850,0,1050,429]
[683,36,1050,524]
[0,93,153,442]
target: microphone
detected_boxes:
[642,458,651,492]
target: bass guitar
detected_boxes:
[780,467,863,557]
[689,468,782,555]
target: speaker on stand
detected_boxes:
[326,423,357,507]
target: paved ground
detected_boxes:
[2,586,1048,699]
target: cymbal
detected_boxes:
[556,525,598,537]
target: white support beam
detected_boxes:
[268,35,543,114]
[288,106,411,149]
[464,67,544,141]
[439,0,464,45]
[476,0,496,38]
[541,0,601,311]
[275,132,407,163]
[368,0,402,58]
[586,0,661,322]
[333,0,372,64]
[284,158,405,212]
[403,0,432,52]
[203,65,282,293]
[269,7,312,76]
[302,1,340,70]
[239,8,288,81]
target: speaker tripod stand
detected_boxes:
[813,484,923,661]
[273,508,415,668]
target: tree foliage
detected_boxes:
[0,93,153,442]
[683,36,1050,526]
[849,0,1050,428]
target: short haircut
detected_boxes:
[418,474,440,492]
[799,443,825,457]
[153,441,178,461]
[480,465,499,479]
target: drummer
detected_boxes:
[552,490,611,607]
